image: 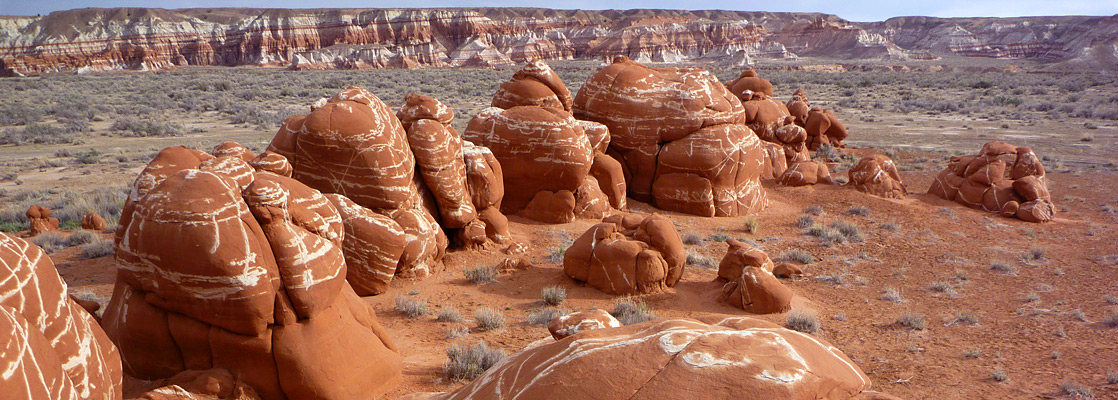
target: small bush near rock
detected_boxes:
[686,251,716,269]
[992,369,1008,382]
[1059,380,1093,398]
[464,265,498,284]
[444,341,506,382]
[991,262,1017,275]
[785,309,820,334]
[681,233,703,245]
[540,286,566,306]
[525,307,565,325]
[777,249,815,264]
[881,287,904,303]
[795,215,814,229]
[743,218,760,234]
[611,299,655,325]
[846,205,870,216]
[474,307,506,331]
[803,205,824,216]
[31,232,67,254]
[445,326,469,339]
[65,230,96,247]
[394,295,428,318]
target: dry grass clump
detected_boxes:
[540,285,566,306]
[776,249,814,264]
[686,251,717,269]
[79,236,114,259]
[436,307,464,323]
[394,295,428,318]
[474,307,506,331]
[743,218,760,234]
[881,287,905,303]
[464,265,498,284]
[803,205,824,216]
[444,341,506,382]
[991,261,1017,275]
[897,312,926,330]
[785,309,820,334]
[795,215,815,229]
[681,233,704,245]
[611,299,655,325]
[524,307,566,325]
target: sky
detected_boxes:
[2,0,1115,22]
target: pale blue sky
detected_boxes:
[3,0,1115,22]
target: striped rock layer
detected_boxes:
[426,317,880,400]
[928,141,1055,223]
[269,86,448,283]
[106,145,402,400]
[717,239,793,314]
[849,155,908,199]
[563,213,685,295]
[574,56,766,217]
[0,234,123,400]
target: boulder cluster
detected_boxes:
[929,141,1055,222]
[717,239,794,314]
[563,213,686,295]
[574,57,767,217]
[464,60,627,223]
[269,87,511,290]
[849,154,908,199]
[106,144,403,400]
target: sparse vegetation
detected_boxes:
[436,307,464,323]
[611,298,655,325]
[474,307,506,331]
[445,326,469,339]
[846,205,870,216]
[803,205,824,216]
[964,349,982,358]
[686,251,717,269]
[394,295,428,318]
[897,312,926,330]
[681,233,704,245]
[776,249,814,264]
[1104,312,1118,328]
[743,217,760,234]
[444,341,506,382]
[525,307,565,325]
[785,309,820,334]
[795,215,815,229]
[881,287,905,303]
[992,369,1008,382]
[79,237,114,259]
[65,230,96,247]
[929,282,958,297]
[540,286,566,306]
[708,233,730,242]
[991,262,1017,275]
[1058,380,1093,398]
[952,310,978,325]
[464,265,498,284]
[1107,372,1118,385]
[31,232,67,254]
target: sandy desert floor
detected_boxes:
[2,61,1116,399]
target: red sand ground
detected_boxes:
[50,148,1118,399]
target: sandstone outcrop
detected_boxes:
[717,239,792,314]
[547,309,621,340]
[26,205,59,236]
[465,61,627,223]
[106,144,403,400]
[779,160,834,186]
[563,213,685,295]
[574,57,766,217]
[805,107,849,150]
[726,67,774,98]
[849,154,907,199]
[0,233,122,400]
[81,213,108,231]
[424,317,880,400]
[929,141,1055,222]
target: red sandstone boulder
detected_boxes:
[106,144,403,400]
[491,59,573,111]
[773,262,805,279]
[563,213,685,295]
[805,108,848,149]
[212,141,255,163]
[129,369,260,400]
[726,67,774,98]
[249,151,292,177]
[547,309,621,340]
[268,87,447,277]
[717,239,792,314]
[928,141,1054,222]
[82,212,108,231]
[574,57,766,217]
[463,106,595,222]
[849,154,907,199]
[26,205,59,236]
[424,317,879,400]
[779,160,834,186]
[0,233,122,400]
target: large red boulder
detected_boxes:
[25,205,59,236]
[805,108,849,150]
[717,239,792,314]
[423,317,881,400]
[849,154,908,199]
[574,56,766,217]
[779,160,834,186]
[128,369,260,400]
[547,309,620,340]
[563,213,685,295]
[268,87,448,279]
[0,233,122,400]
[726,67,774,98]
[491,59,573,112]
[928,141,1055,222]
[81,213,108,231]
[106,145,403,400]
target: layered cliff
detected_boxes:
[1,8,1114,76]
